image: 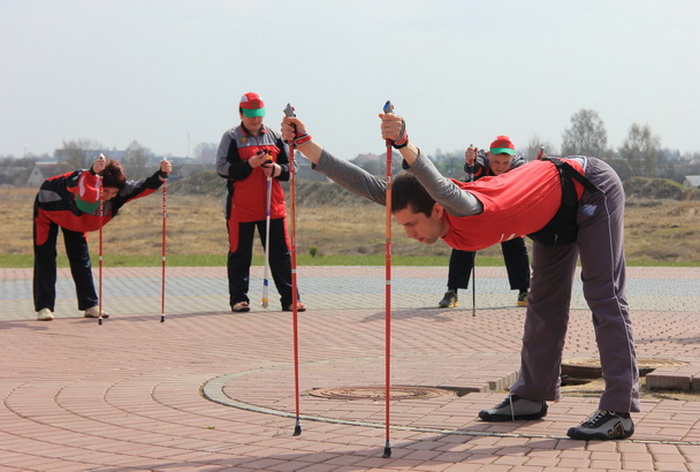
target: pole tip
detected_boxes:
[382,445,392,458]
[293,424,302,436]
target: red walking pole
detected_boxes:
[467,145,476,318]
[381,100,394,458]
[160,158,168,323]
[97,153,106,326]
[284,103,302,436]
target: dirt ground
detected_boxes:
[561,378,700,402]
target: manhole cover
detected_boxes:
[309,385,456,401]
[562,358,687,380]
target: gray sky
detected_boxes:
[2,0,698,159]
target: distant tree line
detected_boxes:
[429,108,700,183]
[2,108,699,186]
[52,139,157,180]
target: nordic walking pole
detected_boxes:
[261,154,273,308]
[97,153,106,326]
[536,145,546,160]
[382,100,394,459]
[471,252,476,318]
[283,103,302,436]
[467,145,476,318]
[160,157,168,323]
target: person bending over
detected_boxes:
[33,155,172,321]
[280,111,638,441]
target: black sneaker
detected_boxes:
[478,394,548,422]
[438,289,458,308]
[566,410,634,440]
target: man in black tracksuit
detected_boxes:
[438,136,531,309]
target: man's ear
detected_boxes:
[432,203,444,219]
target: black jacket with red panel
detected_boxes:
[215,123,290,223]
[34,168,164,246]
[464,149,527,180]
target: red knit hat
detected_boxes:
[239,92,266,117]
[489,136,515,156]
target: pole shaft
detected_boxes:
[98,176,104,324]
[290,143,301,424]
[262,175,272,307]
[384,138,392,444]
[161,180,167,320]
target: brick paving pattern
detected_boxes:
[0,266,699,471]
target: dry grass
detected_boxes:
[625,199,700,262]
[2,187,699,264]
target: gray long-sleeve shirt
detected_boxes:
[313,149,483,217]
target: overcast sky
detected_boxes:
[2,0,698,160]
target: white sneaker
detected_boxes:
[567,410,634,440]
[37,308,54,321]
[84,306,110,318]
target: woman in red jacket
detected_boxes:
[33,155,171,321]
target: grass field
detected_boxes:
[1,187,699,268]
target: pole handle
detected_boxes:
[536,145,546,160]
[283,103,296,118]
[383,100,394,147]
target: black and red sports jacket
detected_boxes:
[34,168,163,245]
[215,124,290,223]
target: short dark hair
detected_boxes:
[391,172,435,217]
[102,159,126,190]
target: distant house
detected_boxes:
[683,175,700,188]
[27,162,63,187]
[0,167,29,187]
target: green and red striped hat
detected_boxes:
[240,92,266,118]
[489,135,515,156]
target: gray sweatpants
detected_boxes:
[510,157,640,413]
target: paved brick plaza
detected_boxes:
[0,266,699,471]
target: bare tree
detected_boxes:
[54,139,103,171]
[561,109,608,158]
[434,150,466,179]
[524,135,558,160]
[124,140,154,179]
[619,123,661,178]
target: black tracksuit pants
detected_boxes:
[446,237,530,292]
[33,213,98,312]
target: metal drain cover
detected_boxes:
[309,385,456,401]
[562,358,687,380]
